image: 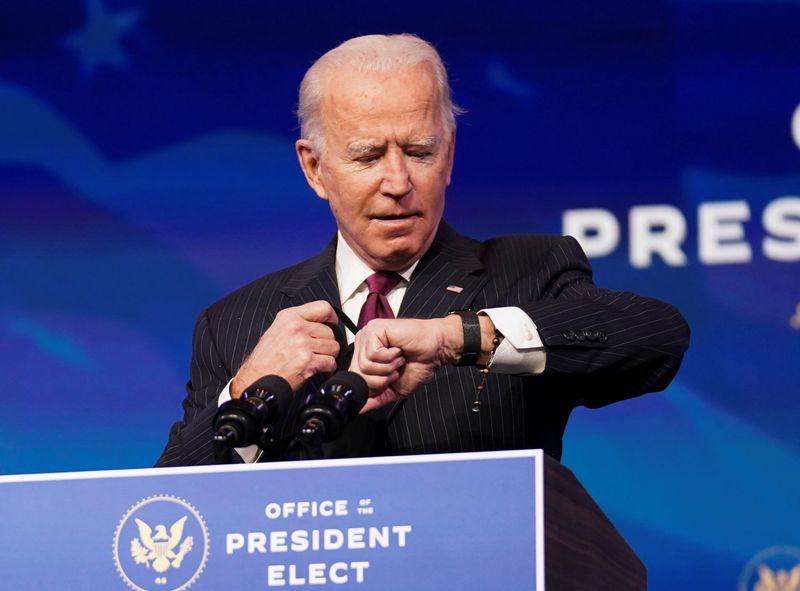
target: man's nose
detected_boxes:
[379,151,412,198]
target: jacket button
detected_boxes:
[561,330,575,341]
[597,331,608,343]
[585,329,597,341]
[575,329,587,341]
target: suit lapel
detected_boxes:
[280,225,488,326]
[399,222,488,319]
[279,236,341,310]
[386,223,488,422]
[280,224,487,319]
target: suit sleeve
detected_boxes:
[517,235,690,408]
[155,309,238,466]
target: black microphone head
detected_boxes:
[297,371,369,442]
[212,399,259,449]
[319,371,369,419]
[243,375,293,419]
[213,375,295,456]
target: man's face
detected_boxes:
[296,63,455,271]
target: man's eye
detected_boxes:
[356,154,380,163]
[408,150,433,159]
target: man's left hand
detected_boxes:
[350,316,463,412]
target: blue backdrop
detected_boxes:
[1,1,798,590]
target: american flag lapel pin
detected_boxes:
[446,285,464,294]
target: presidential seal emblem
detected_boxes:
[739,546,800,591]
[113,495,209,591]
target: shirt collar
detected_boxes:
[335,231,417,303]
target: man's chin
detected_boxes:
[364,244,424,272]
[345,225,436,271]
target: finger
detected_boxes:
[307,321,336,340]
[308,335,340,358]
[359,388,401,414]
[364,345,403,363]
[354,325,398,357]
[358,398,380,415]
[295,352,338,382]
[351,333,401,372]
[354,356,404,377]
[356,321,393,348]
[295,300,339,324]
[360,398,380,414]
[311,353,338,375]
[352,370,398,395]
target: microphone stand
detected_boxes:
[292,419,326,461]
[213,428,238,464]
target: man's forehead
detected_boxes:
[321,63,439,114]
[318,63,443,147]
[326,60,436,90]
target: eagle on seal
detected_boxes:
[131,516,194,573]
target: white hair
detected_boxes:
[297,33,463,151]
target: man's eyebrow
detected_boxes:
[347,141,384,155]
[346,137,438,155]
[405,137,437,148]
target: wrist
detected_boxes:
[440,314,465,365]
[445,310,482,366]
[477,314,501,367]
[230,374,249,399]
[231,367,262,399]
[441,312,502,367]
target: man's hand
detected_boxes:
[351,316,464,413]
[230,301,340,398]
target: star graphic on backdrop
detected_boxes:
[62,0,142,75]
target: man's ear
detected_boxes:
[295,139,328,200]
[444,130,456,186]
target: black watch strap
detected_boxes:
[448,310,481,366]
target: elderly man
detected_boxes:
[156,34,689,467]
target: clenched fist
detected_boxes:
[230,300,340,397]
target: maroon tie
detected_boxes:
[357,271,402,329]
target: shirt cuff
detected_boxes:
[478,307,546,375]
[218,380,261,463]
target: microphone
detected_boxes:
[296,371,368,443]
[212,375,293,454]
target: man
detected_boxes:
[156,34,689,467]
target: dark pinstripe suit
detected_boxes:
[156,222,688,466]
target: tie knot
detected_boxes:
[365,271,402,296]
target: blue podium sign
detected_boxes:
[0,450,544,590]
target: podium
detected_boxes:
[0,450,643,590]
[541,452,646,590]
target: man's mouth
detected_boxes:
[373,213,417,221]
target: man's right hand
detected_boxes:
[230,301,340,398]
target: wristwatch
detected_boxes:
[447,310,481,366]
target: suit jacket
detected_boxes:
[155,222,689,467]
